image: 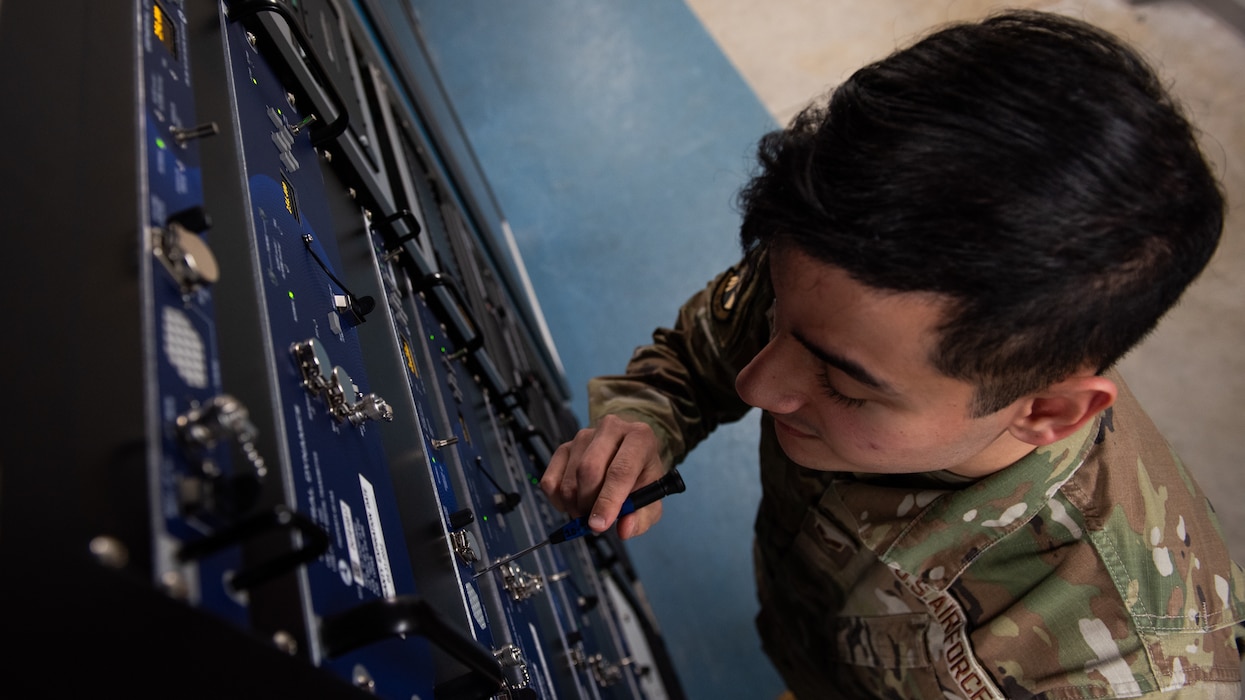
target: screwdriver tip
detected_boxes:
[472,560,503,579]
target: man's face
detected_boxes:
[735,246,1033,477]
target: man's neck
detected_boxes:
[947,432,1038,479]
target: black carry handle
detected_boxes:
[176,505,329,592]
[227,0,350,146]
[320,596,505,699]
[372,209,424,249]
[419,271,485,359]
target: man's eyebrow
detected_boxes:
[792,331,898,395]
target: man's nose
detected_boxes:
[735,338,804,415]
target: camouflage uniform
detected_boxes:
[589,251,1245,699]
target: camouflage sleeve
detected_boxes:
[588,249,772,470]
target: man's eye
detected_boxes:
[816,367,866,409]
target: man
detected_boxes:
[540,10,1245,699]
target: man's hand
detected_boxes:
[540,414,666,540]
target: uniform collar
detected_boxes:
[829,411,1104,591]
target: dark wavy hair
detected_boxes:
[738,10,1223,415]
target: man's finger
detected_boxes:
[616,501,663,540]
[540,441,572,511]
[587,429,660,532]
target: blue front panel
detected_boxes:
[404,291,568,696]
[515,444,642,699]
[372,232,499,654]
[402,289,518,649]
[142,0,248,627]
[220,11,434,697]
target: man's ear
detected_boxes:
[1008,374,1117,447]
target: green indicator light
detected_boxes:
[440,347,447,354]
[155,137,166,150]
[251,77,258,85]
[530,476,539,485]
[288,291,295,299]
[428,334,436,341]
[482,515,489,522]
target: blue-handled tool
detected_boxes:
[474,469,686,578]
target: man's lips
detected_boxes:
[774,418,817,439]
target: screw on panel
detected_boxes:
[273,630,299,656]
[161,570,189,600]
[89,536,129,569]
[353,665,376,693]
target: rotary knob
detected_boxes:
[153,208,220,292]
[176,394,258,449]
